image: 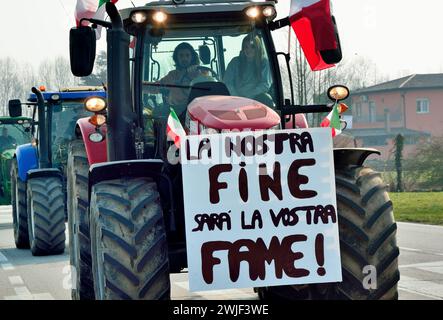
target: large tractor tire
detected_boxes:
[67,140,94,300]
[27,177,66,256]
[10,160,29,249]
[257,166,400,300]
[89,178,170,300]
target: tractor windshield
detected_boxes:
[51,101,92,166]
[142,24,279,120]
[0,124,31,154]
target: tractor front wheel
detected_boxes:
[27,177,66,256]
[11,160,29,249]
[257,166,400,300]
[89,178,170,300]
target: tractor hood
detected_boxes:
[187,96,280,131]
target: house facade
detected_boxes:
[349,74,443,160]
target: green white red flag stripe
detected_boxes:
[320,102,342,137]
[290,0,337,71]
[75,0,118,39]
[167,108,187,148]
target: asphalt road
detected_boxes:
[1,205,442,300]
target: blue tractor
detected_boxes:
[9,86,106,256]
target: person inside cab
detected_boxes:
[144,42,207,118]
[223,34,273,106]
[0,127,16,152]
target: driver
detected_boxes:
[0,127,16,151]
[144,42,205,116]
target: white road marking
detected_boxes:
[418,266,443,276]
[400,247,443,257]
[8,276,24,286]
[399,275,443,300]
[14,286,31,296]
[400,260,443,269]
[1,263,15,271]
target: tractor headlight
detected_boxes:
[51,94,60,101]
[152,11,168,24]
[262,6,276,18]
[246,7,261,19]
[131,11,147,24]
[85,97,107,113]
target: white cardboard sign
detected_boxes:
[180,128,342,292]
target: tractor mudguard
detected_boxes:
[15,144,38,182]
[27,168,63,181]
[88,160,165,200]
[76,117,107,166]
[333,148,381,168]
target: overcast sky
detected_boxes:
[1,0,443,79]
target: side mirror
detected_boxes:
[320,16,343,64]
[199,45,211,65]
[70,26,97,77]
[8,100,22,118]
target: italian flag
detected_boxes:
[290,0,337,71]
[167,108,187,148]
[75,0,119,39]
[321,103,342,137]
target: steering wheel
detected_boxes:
[196,66,219,80]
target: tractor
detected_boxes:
[0,115,32,205]
[68,0,399,300]
[9,87,106,257]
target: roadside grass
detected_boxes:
[390,192,443,225]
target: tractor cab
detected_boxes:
[0,116,32,205]
[0,117,32,154]
[70,0,341,161]
[122,1,284,155]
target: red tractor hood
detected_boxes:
[187,96,280,131]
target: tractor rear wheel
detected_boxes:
[89,178,170,300]
[11,160,29,249]
[67,140,94,300]
[257,166,399,300]
[27,177,66,256]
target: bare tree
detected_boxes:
[0,56,83,117]
[53,56,79,90]
[0,58,23,115]
[37,59,55,90]
[38,56,79,91]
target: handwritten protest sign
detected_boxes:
[181,128,342,292]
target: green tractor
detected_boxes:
[0,116,32,205]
